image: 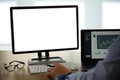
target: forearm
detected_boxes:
[55,61,107,80]
[55,72,84,80]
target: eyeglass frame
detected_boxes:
[4,60,25,72]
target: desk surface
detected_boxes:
[0,51,49,80]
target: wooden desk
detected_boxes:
[0,51,49,80]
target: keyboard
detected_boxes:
[28,62,79,74]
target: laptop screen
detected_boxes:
[81,29,120,66]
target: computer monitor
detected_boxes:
[10,5,79,64]
[81,29,120,67]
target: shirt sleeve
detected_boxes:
[55,72,84,80]
[55,61,107,80]
[55,36,120,80]
[105,36,120,61]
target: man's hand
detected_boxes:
[46,63,70,80]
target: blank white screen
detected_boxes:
[12,7,78,52]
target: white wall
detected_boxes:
[84,0,102,29]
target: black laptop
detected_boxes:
[81,29,120,71]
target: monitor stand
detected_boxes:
[28,51,66,65]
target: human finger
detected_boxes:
[53,63,70,71]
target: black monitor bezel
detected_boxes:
[81,29,120,66]
[10,5,79,54]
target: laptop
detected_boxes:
[81,29,120,71]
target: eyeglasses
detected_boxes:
[4,60,25,72]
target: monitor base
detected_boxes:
[28,56,66,65]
